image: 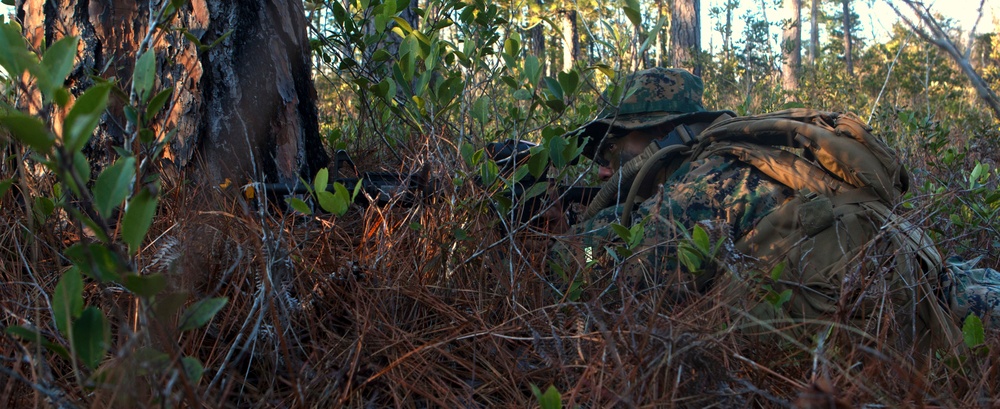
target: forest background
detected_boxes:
[1,0,1000,407]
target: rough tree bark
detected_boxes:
[16,0,329,185]
[670,0,701,76]
[782,0,801,90]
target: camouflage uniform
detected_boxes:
[551,66,1000,332]
[549,155,792,301]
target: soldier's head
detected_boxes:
[567,67,729,179]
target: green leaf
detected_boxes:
[151,292,188,321]
[286,197,312,214]
[524,55,540,85]
[557,70,580,96]
[133,50,156,102]
[0,178,12,199]
[53,267,84,337]
[963,314,986,348]
[692,224,710,254]
[610,223,631,243]
[181,356,204,383]
[769,262,786,281]
[314,168,329,193]
[72,306,110,370]
[543,77,564,101]
[38,36,79,102]
[546,135,568,168]
[512,88,532,101]
[179,297,228,332]
[623,0,642,28]
[145,87,174,119]
[531,384,562,409]
[93,157,136,218]
[0,113,54,153]
[65,243,124,282]
[331,182,351,215]
[123,273,167,299]
[315,190,337,214]
[472,96,490,124]
[63,84,111,153]
[480,159,499,187]
[6,325,71,360]
[122,185,159,255]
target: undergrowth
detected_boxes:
[3,0,1000,407]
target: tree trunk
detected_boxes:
[782,0,801,90]
[16,0,329,185]
[809,0,819,65]
[559,9,578,72]
[843,0,854,76]
[670,0,701,76]
[529,0,546,76]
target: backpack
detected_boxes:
[588,108,959,350]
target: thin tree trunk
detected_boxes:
[560,9,578,72]
[670,0,701,76]
[529,0,546,76]
[809,0,819,65]
[17,0,328,184]
[782,0,801,90]
[843,0,854,76]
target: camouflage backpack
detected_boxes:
[591,108,960,350]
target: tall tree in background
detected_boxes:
[809,0,819,65]
[842,0,854,75]
[560,8,579,72]
[671,0,701,75]
[16,0,328,184]
[782,0,801,90]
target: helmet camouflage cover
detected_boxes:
[569,67,733,159]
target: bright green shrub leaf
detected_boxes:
[93,157,135,218]
[558,70,579,95]
[53,267,84,337]
[692,224,710,254]
[65,243,124,282]
[315,190,338,214]
[543,77,564,101]
[123,273,167,299]
[546,135,568,168]
[179,297,228,332]
[531,384,562,409]
[181,356,204,383]
[38,36,79,101]
[472,96,490,124]
[313,168,329,193]
[133,50,156,102]
[63,84,111,153]
[0,113,54,153]
[331,182,351,215]
[286,197,312,214]
[145,87,174,119]
[122,185,158,255]
[0,22,33,77]
[963,314,985,348]
[72,307,110,370]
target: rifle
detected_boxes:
[244,142,600,224]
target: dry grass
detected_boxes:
[1,136,999,408]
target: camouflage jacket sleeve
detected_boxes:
[548,155,793,299]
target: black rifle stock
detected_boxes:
[244,143,599,224]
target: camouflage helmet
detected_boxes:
[569,67,733,159]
